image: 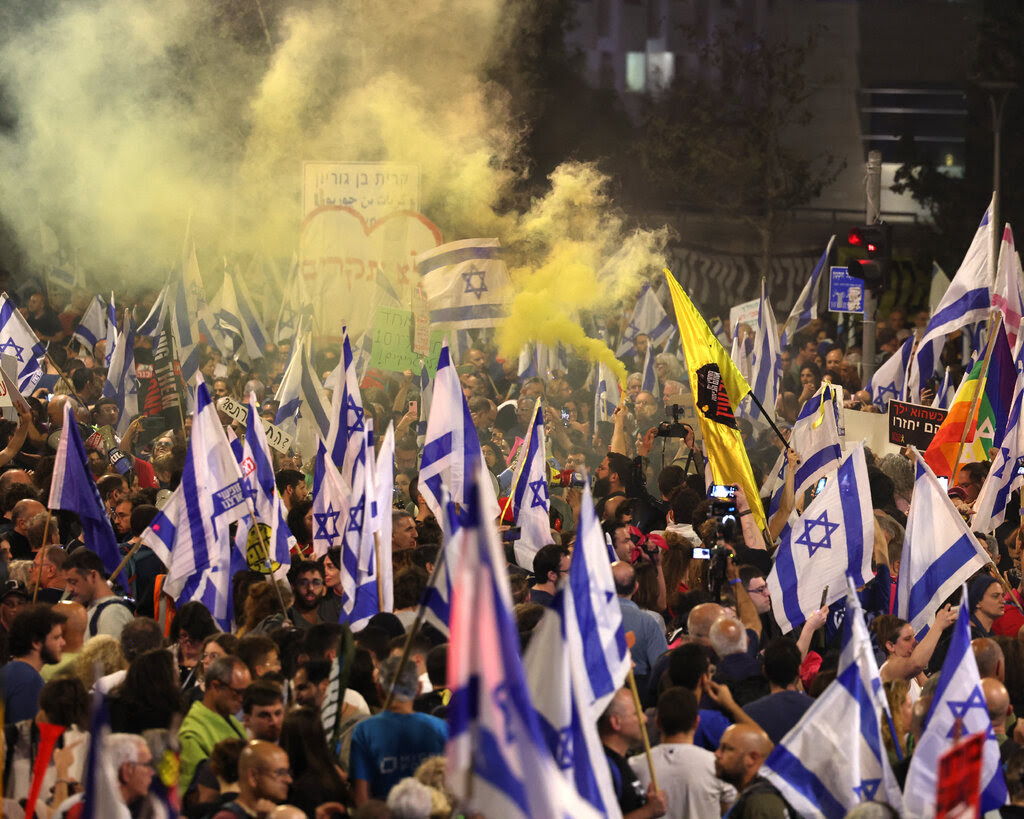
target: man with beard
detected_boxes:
[713,724,793,817]
[594,451,636,517]
[287,561,325,630]
[1,603,66,723]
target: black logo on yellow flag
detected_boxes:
[695,364,738,429]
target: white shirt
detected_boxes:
[629,742,737,818]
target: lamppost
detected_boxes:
[977,79,1016,280]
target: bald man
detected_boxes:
[686,603,725,647]
[598,687,668,818]
[211,741,292,819]
[714,724,790,816]
[974,638,1005,682]
[613,561,668,701]
[2,499,46,560]
[41,600,87,681]
[982,677,1017,759]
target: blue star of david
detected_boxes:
[794,510,840,558]
[853,779,880,801]
[946,686,995,739]
[528,477,549,510]
[553,727,573,769]
[493,681,516,744]
[313,503,341,542]
[344,393,365,432]
[875,381,898,406]
[462,267,488,300]
[347,499,364,533]
[0,338,25,363]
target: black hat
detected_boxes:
[0,580,29,603]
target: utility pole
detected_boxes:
[862,150,882,385]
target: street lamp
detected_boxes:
[977,79,1017,280]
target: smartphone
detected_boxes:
[819,585,829,609]
[709,484,737,500]
[813,476,827,496]
[561,408,570,425]
[408,400,418,415]
[937,476,949,491]
[692,547,710,559]
[1016,459,1024,477]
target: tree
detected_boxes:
[635,19,843,273]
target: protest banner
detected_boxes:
[369,306,444,374]
[216,396,293,454]
[888,399,949,449]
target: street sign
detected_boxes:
[829,266,865,314]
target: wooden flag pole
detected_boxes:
[625,667,660,791]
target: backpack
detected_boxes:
[88,597,134,637]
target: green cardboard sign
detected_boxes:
[369,306,444,373]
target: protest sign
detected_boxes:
[935,730,984,819]
[216,396,293,454]
[728,297,760,335]
[888,399,949,449]
[369,306,444,373]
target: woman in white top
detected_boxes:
[878,605,958,700]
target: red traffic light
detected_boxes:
[848,228,878,252]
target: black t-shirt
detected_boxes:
[604,745,646,813]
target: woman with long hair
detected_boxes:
[168,601,218,690]
[109,648,185,733]
[882,679,911,764]
[876,607,957,700]
[278,706,348,815]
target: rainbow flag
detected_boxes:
[924,322,1016,478]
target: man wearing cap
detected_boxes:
[0,579,29,664]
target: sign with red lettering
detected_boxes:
[935,730,984,819]
[888,399,948,449]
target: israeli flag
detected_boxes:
[903,585,1008,817]
[72,294,107,350]
[748,278,781,425]
[593,361,620,423]
[417,238,512,330]
[767,444,874,632]
[524,582,624,818]
[141,377,250,629]
[931,366,954,410]
[420,490,459,637]
[342,423,379,629]
[50,402,124,582]
[569,484,629,715]
[136,284,169,342]
[509,399,554,568]
[908,199,994,401]
[897,451,991,636]
[974,371,1024,532]
[419,338,499,523]
[766,384,842,518]
[101,309,138,437]
[375,422,395,613]
[233,392,294,577]
[446,462,603,819]
[780,236,834,350]
[867,335,914,410]
[762,663,901,818]
[104,292,117,368]
[327,328,366,486]
[616,282,675,356]
[274,328,330,458]
[640,345,658,397]
[311,441,350,564]
[0,292,46,392]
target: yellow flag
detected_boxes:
[663,270,767,533]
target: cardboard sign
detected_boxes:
[216,396,293,454]
[728,297,760,336]
[935,730,984,819]
[829,266,865,314]
[368,306,444,373]
[888,399,949,449]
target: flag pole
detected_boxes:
[382,544,448,712]
[373,531,384,603]
[744,390,793,453]
[43,352,88,408]
[625,667,660,791]
[104,540,140,593]
[248,520,288,617]
[950,313,1002,481]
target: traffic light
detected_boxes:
[846,223,892,291]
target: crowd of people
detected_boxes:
[0,281,1021,818]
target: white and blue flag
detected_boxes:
[781,236,834,350]
[766,384,842,518]
[327,328,366,484]
[767,444,874,633]
[762,662,902,818]
[375,422,395,613]
[342,424,379,629]
[617,282,675,356]
[908,199,994,401]
[867,335,914,410]
[974,370,1024,533]
[136,284,169,342]
[508,399,554,568]
[141,377,250,629]
[417,238,511,330]
[640,345,658,397]
[50,402,124,582]
[570,484,630,715]
[524,580,623,818]
[749,278,781,425]
[903,585,1008,817]
[421,490,459,637]
[419,338,500,523]
[233,392,293,577]
[0,292,46,392]
[594,361,620,423]
[897,451,991,636]
[104,292,117,368]
[72,294,107,351]
[311,441,351,562]
[274,327,330,458]
[931,366,955,410]
[102,309,138,437]
[447,463,602,819]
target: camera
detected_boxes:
[655,405,692,438]
[553,469,587,488]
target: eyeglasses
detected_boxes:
[214,680,248,697]
[296,578,324,589]
[746,585,770,595]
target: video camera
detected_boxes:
[655,405,692,439]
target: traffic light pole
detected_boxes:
[862,151,882,385]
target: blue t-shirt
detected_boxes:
[2,660,43,724]
[349,710,447,798]
[694,707,731,751]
